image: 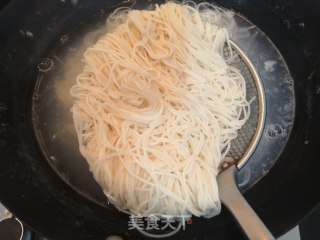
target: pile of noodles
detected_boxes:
[70,2,250,218]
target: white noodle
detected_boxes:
[70,2,250,218]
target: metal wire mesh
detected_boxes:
[224,46,259,160]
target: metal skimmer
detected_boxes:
[225,42,265,168]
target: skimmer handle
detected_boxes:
[218,165,275,240]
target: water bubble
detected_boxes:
[0,103,7,111]
[38,58,54,72]
[283,77,294,87]
[60,34,68,44]
[273,125,283,135]
[267,129,276,138]
[265,125,286,139]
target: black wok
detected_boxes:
[0,0,320,239]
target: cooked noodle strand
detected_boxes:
[70,2,250,218]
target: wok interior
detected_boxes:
[31,4,294,240]
[32,9,264,211]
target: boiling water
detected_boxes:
[32,2,164,206]
[32,2,295,207]
[32,11,113,206]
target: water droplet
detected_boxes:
[0,103,7,111]
[253,61,258,66]
[60,34,68,44]
[38,58,54,72]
